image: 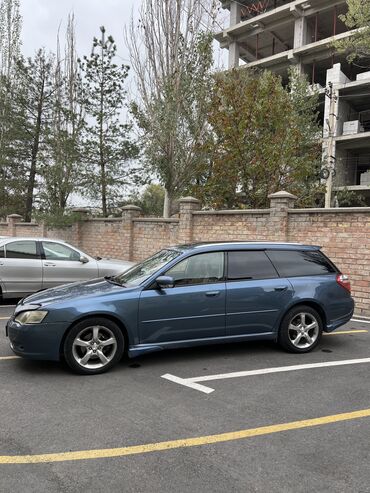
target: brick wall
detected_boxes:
[132,219,179,261]
[1,192,369,317]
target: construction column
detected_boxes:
[228,1,241,68]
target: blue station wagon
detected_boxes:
[6,242,354,374]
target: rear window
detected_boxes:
[227,251,278,280]
[266,250,336,277]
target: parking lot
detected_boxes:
[0,303,370,492]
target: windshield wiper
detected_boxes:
[104,275,126,287]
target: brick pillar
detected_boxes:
[6,214,22,237]
[121,205,142,261]
[71,208,90,248]
[268,191,297,241]
[178,197,201,244]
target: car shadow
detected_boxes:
[123,340,281,368]
[10,335,346,376]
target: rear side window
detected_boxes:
[227,251,278,280]
[5,241,39,259]
[266,250,336,277]
[0,246,4,258]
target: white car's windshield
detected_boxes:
[114,249,181,286]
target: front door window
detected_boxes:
[165,252,224,286]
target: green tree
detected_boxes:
[0,74,29,217]
[334,0,370,67]
[137,184,165,216]
[79,26,138,217]
[191,68,323,209]
[127,0,217,217]
[15,49,55,220]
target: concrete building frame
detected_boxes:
[216,0,370,206]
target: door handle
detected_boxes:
[274,286,288,292]
[0,262,4,266]
[44,262,56,267]
[205,291,220,297]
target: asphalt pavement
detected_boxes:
[0,303,369,493]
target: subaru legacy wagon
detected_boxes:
[6,242,354,375]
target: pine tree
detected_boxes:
[15,49,55,220]
[79,27,138,217]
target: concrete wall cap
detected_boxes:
[178,197,201,204]
[71,207,89,214]
[268,191,297,200]
[7,214,23,218]
[122,205,142,211]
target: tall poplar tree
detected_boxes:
[126,0,217,217]
[40,15,85,214]
[0,0,22,216]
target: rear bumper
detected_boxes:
[325,300,355,332]
[6,319,68,361]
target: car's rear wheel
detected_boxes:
[64,318,124,375]
[278,305,322,353]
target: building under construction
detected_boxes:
[216,0,370,205]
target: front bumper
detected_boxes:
[6,318,69,361]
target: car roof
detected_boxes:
[172,241,321,252]
[0,237,68,245]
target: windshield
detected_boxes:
[114,249,182,286]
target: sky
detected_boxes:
[20,0,135,62]
[20,0,227,67]
[18,0,227,207]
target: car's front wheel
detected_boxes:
[278,305,322,353]
[64,318,124,375]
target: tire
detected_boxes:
[63,317,125,375]
[278,305,322,353]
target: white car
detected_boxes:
[0,237,133,299]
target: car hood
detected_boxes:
[19,278,134,308]
[97,258,134,268]
[96,258,134,276]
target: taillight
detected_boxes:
[336,274,351,293]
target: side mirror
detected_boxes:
[156,276,174,289]
[80,255,89,264]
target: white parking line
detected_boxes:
[162,357,370,394]
[351,318,370,324]
[0,356,19,361]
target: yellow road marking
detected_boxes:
[0,317,9,320]
[0,408,369,464]
[324,330,368,336]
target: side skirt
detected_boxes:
[128,332,276,358]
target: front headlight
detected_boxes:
[14,310,48,325]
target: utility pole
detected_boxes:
[324,81,338,209]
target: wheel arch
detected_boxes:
[278,300,327,333]
[59,313,130,359]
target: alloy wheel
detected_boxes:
[288,312,319,350]
[72,325,118,370]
